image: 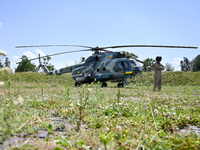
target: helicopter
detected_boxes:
[16,44,198,87]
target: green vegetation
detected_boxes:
[15,55,36,72]
[0,71,75,87]
[1,71,200,86]
[142,58,155,72]
[0,71,200,149]
[133,71,200,86]
[192,54,200,72]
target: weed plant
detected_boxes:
[0,72,200,149]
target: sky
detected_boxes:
[0,0,199,72]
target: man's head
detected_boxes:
[156,56,162,62]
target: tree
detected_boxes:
[142,58,155,72]
[42,56,54,72]
[4,57,11,67]
[180,57,192,71]
[42,55,51,63]
[35,56,55,72]
[121,51,138,59]
[46,64,55,71]
[0,50,6,68]
[165,63,175,71]
[15,55,36,72]
[0,61,3,68]
[191,54,200,72]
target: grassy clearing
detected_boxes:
[1,71,200,86]
[0,71,200,149]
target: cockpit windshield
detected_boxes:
[115,61,131,71]
[129,59,141,66]
[129,59,136,66]
[124,61,131,68]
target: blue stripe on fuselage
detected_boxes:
[95,76,110,80]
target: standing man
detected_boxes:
[153,56,165,91]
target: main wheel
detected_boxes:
[101,82,107,87]
[117,83,124,88]
[75,81,81,87]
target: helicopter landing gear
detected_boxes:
[75,81,81,87]
[117,83,124,88]
[101,82,107,87]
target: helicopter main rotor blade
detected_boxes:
[134,58,144,64]
[103,45,198,49]
[15,45,93,49]
[16,49,92,64]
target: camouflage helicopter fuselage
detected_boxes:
[48,51,142,87]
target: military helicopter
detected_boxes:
[16,44,198,87]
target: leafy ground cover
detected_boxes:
[0,71,200,149]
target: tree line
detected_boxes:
[142,55,200,72]
[0,52,200,72]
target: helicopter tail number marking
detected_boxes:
[125,69,132,74]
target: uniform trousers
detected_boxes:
[154,77,162,91]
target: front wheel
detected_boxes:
[75,81,81,87]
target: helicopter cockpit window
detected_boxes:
[129,60,137,66]
[134,60,141,66]
[124,61,131,68]
[115,61,131,71]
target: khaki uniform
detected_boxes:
[153,61,165,91]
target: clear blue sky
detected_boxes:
[0,0,199,71]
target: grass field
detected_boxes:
[0,71,200,149]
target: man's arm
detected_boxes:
[161,64,165,70]
[153,63,164,70]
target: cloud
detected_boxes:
[12,55,20,62]
[173,57,182,65]
[23,51,37,59]
[0,50,7,56]
[0,23,2,28]
[35,49,46,56]
[171,57,182,71]
[66,61,75,66]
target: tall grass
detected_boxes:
[132,71,200,86]
[1,71,200,86]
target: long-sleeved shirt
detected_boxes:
[153,62,165,78]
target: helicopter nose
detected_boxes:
[132,66,143,75]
